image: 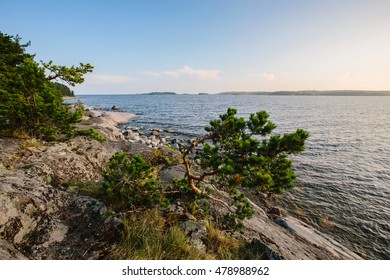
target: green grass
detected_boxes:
[110,209,267,260]
[111,210,209,260]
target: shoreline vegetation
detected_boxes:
[98,90,390,96]
[0,104,362,260]
[216,90,390,96]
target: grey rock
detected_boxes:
[240,198,362,260]
[123,142,154,160]
[0,239,27,260]
[172,144,180,150]
[168,204,185,215]
[24,137,114,188]
[0,169,118,259]
[122,130,132,137]
[181,220,207,252]
[158,164,186,186]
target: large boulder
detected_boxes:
[0,169,117,259]
[18,137,114,188]
[0,169,70,258]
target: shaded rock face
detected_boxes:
[0,169,70,258]
[37,195,118,260]
[0,239,27,260]
[0,170,118,259]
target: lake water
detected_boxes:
[72,94,390,259]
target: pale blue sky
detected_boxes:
[1,0,390,93]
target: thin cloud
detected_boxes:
[143,66,221,80]
[262,72,275,81]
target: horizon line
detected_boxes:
[74,89,390,96]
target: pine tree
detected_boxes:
[181,108,309,228]
[0,31,93,140]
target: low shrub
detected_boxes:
[76,128,106,142]
[102,152,165,211]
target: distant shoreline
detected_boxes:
[217,90,390,96]
[74,90,390,96]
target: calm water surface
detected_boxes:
[74,95,390,259]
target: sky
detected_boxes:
[1,0,390,94]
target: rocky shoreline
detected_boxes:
[0,109,362,260]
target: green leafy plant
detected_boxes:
[76,128,106,142]
[0,32,93,140]
[102,152,165,210]
[181,108,309,229]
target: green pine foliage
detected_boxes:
[182,108,309,229]
[0,31,93,140]
[102,152,165,211]
[76,128,106,142]
[204,108,309,195]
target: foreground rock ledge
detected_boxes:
[0,110,362,260]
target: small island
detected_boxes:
[141,92,177,95]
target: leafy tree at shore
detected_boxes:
[180,108,309,228]
[0,31,93,140]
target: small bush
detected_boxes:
[102,152,165,211]
[76,128,106,142]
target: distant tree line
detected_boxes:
[53,82,74,97]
